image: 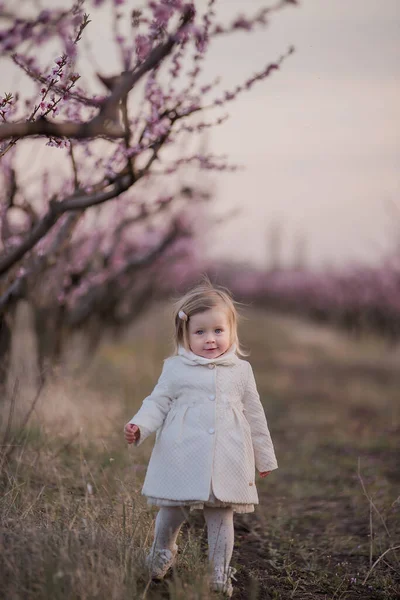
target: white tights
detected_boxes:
[153,505,235,570]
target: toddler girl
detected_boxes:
[124,281,278,597]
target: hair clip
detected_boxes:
[178,310,188,321]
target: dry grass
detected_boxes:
[1,304,399,599]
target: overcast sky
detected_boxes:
[4,0,400,271]
[202,0,400,270]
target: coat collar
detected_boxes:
[178,344,238,367]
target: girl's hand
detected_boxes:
[124,423,140,444]
[259,471,271,478]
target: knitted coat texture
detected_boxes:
[129,346,278,505]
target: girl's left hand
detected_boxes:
[259,471,271,478]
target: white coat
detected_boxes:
[129,345,278,506]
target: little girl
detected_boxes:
[124,280,278,597]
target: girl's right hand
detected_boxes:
[124,423,140,444]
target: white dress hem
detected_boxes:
[145,482,255,514]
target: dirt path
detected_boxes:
[226,310,400,599]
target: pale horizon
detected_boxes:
[205,0,400,271]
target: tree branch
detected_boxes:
[0,207,58,276]
[69,143,80,190]
[0,276,26,312]
[0,174,133,276]
[0,7,194,143]
[0,211,82,312]
[0,115,124,141]
[0,92,191,276]
[67,223,181,326]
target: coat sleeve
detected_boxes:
[242,361,278,473]
[128,359,174,447]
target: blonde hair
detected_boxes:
[172,278,247,356]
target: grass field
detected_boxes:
[1,305,399,599]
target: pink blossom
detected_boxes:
[224,91,235,101]
[46,137,70,149]
[213,25,224,35]
[150,118,169,137]
[38,10,51,23]
[150,2,173,26]
[135,34,152,61]
[158,195,173,204]
[164,0,183,8]
[233,16,252,31]
[125,145,142,157]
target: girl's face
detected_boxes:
[187,307,231,359]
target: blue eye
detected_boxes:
[196,330,204,335]
[215,328,222,334]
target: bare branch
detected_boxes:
[0,207,58,276]
[69,143,80,190]
[60,174,134,211]
[0,140,17,159]
[0,115,124,141]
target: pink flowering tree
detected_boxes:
[0,0,297,384]
[213,256,400,342]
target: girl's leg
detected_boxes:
[203,506,235,570]
[153,506,188,551]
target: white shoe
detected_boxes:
[145,543,178,579]
[210,566,237,597]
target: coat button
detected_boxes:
[208,428,215,434]
[209,394,215,401]
[208,364,215,369]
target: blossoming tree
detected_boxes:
[0,0,296,384]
